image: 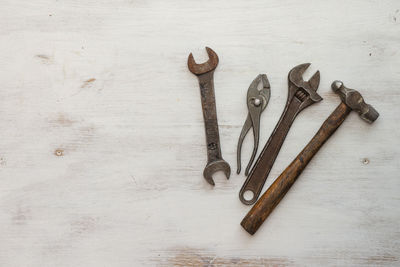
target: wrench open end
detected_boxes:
[289,63,322,103]
[187,47,219,75]
[309,70,321,91]
[203,159,231,186]
[288,63,312,85]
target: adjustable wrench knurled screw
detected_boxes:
[239,63,322,205]
[188,47,231,186]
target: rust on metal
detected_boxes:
[187,47,230,186]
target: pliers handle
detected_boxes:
[237,74,271,175]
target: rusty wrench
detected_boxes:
[239,63,322,204]
[188,47,231,186]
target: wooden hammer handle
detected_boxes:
[241,102,352,235]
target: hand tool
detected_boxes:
[241,80,379,235]
[237,74,271,175]
[239,63,322,205]
[188,47,231,186]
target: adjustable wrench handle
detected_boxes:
[239,97,302,205]
[197,71,222,163]
[241,102,351,234]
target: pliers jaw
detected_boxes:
[237,74,271,175]
[247,74,270,110]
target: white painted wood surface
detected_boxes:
[0,0,399,266]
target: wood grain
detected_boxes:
[0,0,399,266]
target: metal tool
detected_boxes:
[239,63,322,205]
[187,47,231,186]
[237,74,271,175]
[241,81,379,235]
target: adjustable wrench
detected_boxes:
[239,63,322,204]
[188,47,231,186]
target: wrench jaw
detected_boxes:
[288,63,322,112]
[203,159,231,186]
[187,47,219,75]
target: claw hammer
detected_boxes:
[241,81,379,235]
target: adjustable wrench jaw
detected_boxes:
[288,63,322,112]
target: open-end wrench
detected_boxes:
[188,47,231,186]
[239,63,322,204]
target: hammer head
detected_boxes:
[331,81,379,123]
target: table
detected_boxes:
[0,0,399,266]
